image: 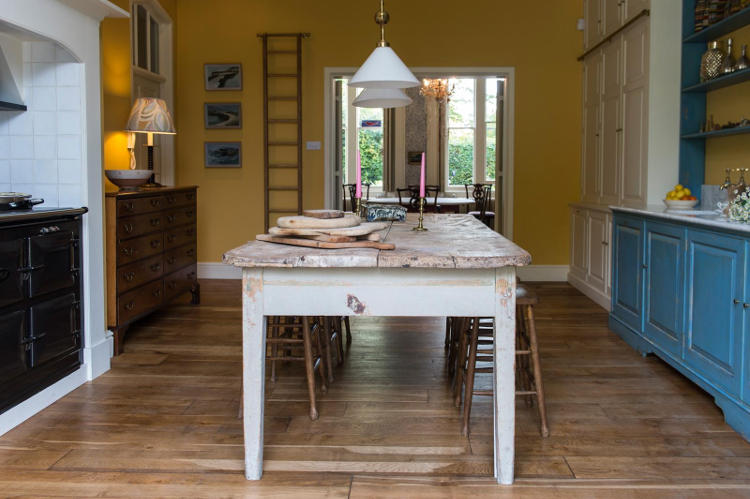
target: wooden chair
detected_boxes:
[266,316,328,420]
[342,183,371,212]
[399,185,441,213]
[453,285,549,437]
[466,184,494,227]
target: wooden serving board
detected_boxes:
[269,222,387,237]
[302,209,344,219]
[277,214,360,229]
[256,233,395,250]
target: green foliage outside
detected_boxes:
[448,140,495,185]
[358,129,383,185]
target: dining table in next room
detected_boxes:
[223,213,531,484]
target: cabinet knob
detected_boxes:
[734,299,742,305]
[150,218,161,227]
[150,239,160,249]
[123,223,134,234]
[124,271,135,282]
[150,263,161,272]
[153,288,162,297]
[167,256,176,264]
[167,215,176,223]
[641,264,648,269]
[150,199,161,207]
[167,234,176,243]
[602,241,609,246]
[124,301,135,311]
[0,268,8,282]
[744,303,750,309]
[121,247,134,256]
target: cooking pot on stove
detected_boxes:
[0,192,44,209]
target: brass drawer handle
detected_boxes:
[123,223,134,234]
[153,288,162,297]
[150,239,160,248]
[150,199,161,207]
[167,234,176,243]
[185,210,194,218]
[167,215,176,223]
[150,263,161,272]
[168,281,177,289]
[123,271,135,282]
[166,195,176,204]
[186,193,194,201]
[186,248,195,257]
[124,202,134,211]
[124,301,135,311]
[150,218,161,227]
[167,256,176,265]
[121,247,134,256]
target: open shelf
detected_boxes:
[682,67,750,92]
[683,6,750,43]
[681,126,750,140]
[0,101,26,111]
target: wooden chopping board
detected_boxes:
[256,233,395,250]
[277,214,360,229]
[302,209,344,219]
[269,222,387,237]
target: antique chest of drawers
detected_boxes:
[105,186,199,354]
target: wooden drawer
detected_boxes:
[164,264,197,302]
[164,190,196,208]
[164,243,196,275]
[117,253,164,293]
[165,225,196,249]
[117,195,165,217]
[117,212,164,239]
[118,280,164,324]
[118,233,163,266]
[164,205,196,228]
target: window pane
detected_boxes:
[485,123,496,181]
[358,128,383,186]
[448,78,475,127]
[341,81,348,183]
[137,5,148,69]
[448,128,474,186]
[485,78,499,124]
[150,17,159,74]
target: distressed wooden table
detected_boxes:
[223,214,531,484]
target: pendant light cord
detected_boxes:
[376,0,389,47]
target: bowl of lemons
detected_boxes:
[664,184,698,210]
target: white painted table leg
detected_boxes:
[494,266,516,484]
[242,268,266,480]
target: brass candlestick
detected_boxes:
[355,197,363,217]
[413,197,427,231]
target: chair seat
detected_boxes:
[468,211,495,217]
[516,284,538,306]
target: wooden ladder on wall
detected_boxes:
[258,32,310,232]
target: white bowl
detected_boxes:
[105,169,152,190]
[663,199,699,210]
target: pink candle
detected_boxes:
[419,152,426,198]
[356,150,362,199]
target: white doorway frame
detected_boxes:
[129,0,174,185]
[324,66,515,239]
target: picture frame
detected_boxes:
[204,63,242,90]
[407,151,424,165]
[204,102,242,129]
[205,141,242,168]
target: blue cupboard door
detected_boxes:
[612,215,644,332]
[685,229,745,396]
[644,222,686,359]
[744,241,750,405]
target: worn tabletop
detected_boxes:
[223,214,531,269]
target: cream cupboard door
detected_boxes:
[582,53,602,202]
[605,213,612,295]
[625,0,649,20]
[621,18,649,207]
[584,0,603,49]
[603,0,623,37]
[571,207,589,278]
[600,38,622,205]
[587,210,608,292]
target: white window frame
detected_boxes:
[444,77,500,190]
[129,0,174,185]
[344,85,385,195]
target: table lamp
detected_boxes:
[125,97,176,187]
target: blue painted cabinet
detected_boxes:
[685,230,746,396]
[612,216,644,332]
[609,210,750,441]
[644,222,685,360]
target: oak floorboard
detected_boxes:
[0,280,749,497]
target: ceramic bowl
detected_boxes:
[105,169,152,190]
[663,199,699,210]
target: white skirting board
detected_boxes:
[567,272,611,311]
[199,262,570,282]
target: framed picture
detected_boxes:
[205,102,242,129]
[205,141,241,168]
[204,63,242,90]
[408,151,424,165]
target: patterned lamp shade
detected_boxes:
[125,97,176,134]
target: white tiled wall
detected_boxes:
[0,41,83,207]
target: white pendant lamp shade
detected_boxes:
[349,46,420,89]
[353,87,412,108]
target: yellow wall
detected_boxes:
[704,25,750,185]
[100,0,177,191]
[174,0,583,264]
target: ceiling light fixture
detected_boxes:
[349,0,419,89]
[353,87,413,108]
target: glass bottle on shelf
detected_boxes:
[700,41,726,81]
[737,44,749,71]
[721,37,737,74]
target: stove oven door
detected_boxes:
[0,232,25,308]
[0,310,28,382]
[29,292,80,367]
[27,221,79,298]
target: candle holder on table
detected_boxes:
[355,197,365,218]
[413,197,428,231]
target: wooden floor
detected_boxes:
[1,280,750,498]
